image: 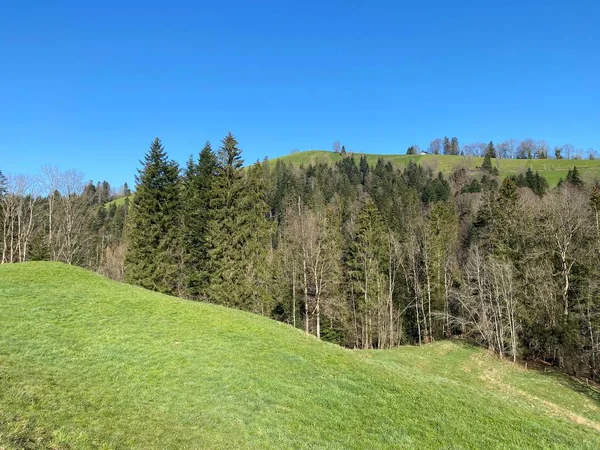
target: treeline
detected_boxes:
[2,135,600,381]
[0,166,130,275]
[405,137,596,160]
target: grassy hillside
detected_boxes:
[1,263,599,449]
[104,195,132,208]
[272,150,600,186]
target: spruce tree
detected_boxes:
[237,162,273,313]
[347,197,386,348]
[206,135,272,312]
[451,137,460,155]
[125,138,181,294]
[482,153,494,173]
[443,137,451,155]
[565,166,583,188]
[486,141,497,158]
[207,132,247,306]
[359,155,369,184]
[181,142,217,298]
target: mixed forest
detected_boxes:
[2,134,600,381]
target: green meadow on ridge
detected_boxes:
[272,150,600,186]
[1,262,599,449]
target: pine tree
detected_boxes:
[207,132,247,306]
[486,141,497,158]
[565,166,583,188]
[341,145,346,156]
[237,162,273,314]
[181,142,217,298]
[482,153,494,173]
[347,197,387,348]
[125,138,181,294]
[443,137,451,155]
[359,155,369,184]
[451,137,460,155]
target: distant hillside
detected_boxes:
[272,150,600,186]
[104,195,132,208]
[1,262,599,449]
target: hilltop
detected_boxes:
[271,150,600,186]
[1,262,599,449]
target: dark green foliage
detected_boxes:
[346,197,387,348]
[422,172,451,204]
[406,145,417,155]
[180,142,217,298]
[450,137,460,155]
[359,155,369,184]
[28,231,50,261]
[555,147,563,159]
[481,153,497,174]
[443,137,451,155]
[485,141,496,158]
[207,133,246,305]
[565,166,583,188]
[207,133,272,311]
[507,169,548,196]
[461,177,482,193]
[125,138,181,294]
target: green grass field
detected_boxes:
[104,195,132,209]
[1,262,599,449]
[272,150,600,186]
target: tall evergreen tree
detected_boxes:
[207,132,247,306]
[443,137,451,155]
[347,197,387,348]
[486,141,496,158]
[450,137,460,155]
[237,162,273,314]
[125,138,181,294]
[181,142,217,298]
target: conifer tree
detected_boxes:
[482,153,494,173]
[565,166,583,188]
[237,162,273,313]
[486,141,496,158]
[125,138,181,294]
[347,197,387,348]
[207,132,248,306]
[181,142,217,298]
[443,137,451,155]
[450,137,460,155]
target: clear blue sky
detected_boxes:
[1,0,599,187]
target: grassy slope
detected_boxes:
[104,195,132,208]
[1,263,599,449]
[272,150,600,186]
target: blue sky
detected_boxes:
[1,0,599,187]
